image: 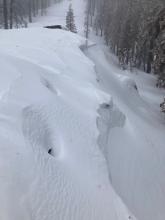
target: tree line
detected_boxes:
[0,0,62,29]
[86,0,165,88]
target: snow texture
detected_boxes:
[0,26,134,220]
[86,36,165,220]
[0,1,165,220]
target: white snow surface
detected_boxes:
[0,27,134,219]
[30,0,86,34]
[85,34,165,220]
[0,0,165,220]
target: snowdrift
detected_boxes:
[0,28,134,220]
[86,43,165,220]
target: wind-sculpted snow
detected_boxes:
[97,101,126,149]
[97,101,126,183]
[87,42,165,220]
[0,28,135,220]
[22,106,54,156]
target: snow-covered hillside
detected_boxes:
[0,28,135,220]
[1,0,165,220]
[86,41,165,220]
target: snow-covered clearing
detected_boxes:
[0,0,165,220]
[30,0,85,34]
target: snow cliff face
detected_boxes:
[0,28,134,220]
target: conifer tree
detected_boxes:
[66,4,77,33]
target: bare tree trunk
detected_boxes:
[28,0,32,23]
[9,0,14,29]
[3,0,8,29]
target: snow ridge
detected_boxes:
[0,27,136,220]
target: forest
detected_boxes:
[86,0,165,88]
[0,0,62,29]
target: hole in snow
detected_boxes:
[48,148,55,157]
[22,106,57,158]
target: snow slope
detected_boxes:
[1,0,165,220]
[86,37,165,220]
[31,1,165,219]
[0,28,135,220]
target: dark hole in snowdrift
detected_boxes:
[22,106,57,158]
[48,148,55,157]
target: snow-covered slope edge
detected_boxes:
[0,28,135,220]
[85,41,165,220]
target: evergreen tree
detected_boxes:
[66,4,77,33]
[3,0,8,29]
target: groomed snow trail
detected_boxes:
[85,40,165,220]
